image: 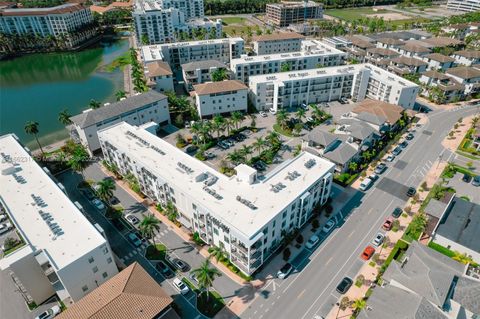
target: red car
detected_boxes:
[383,217,394,231]
[361,246,375,260]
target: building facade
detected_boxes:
[69,91,171,154]
[0,134,118,305]
[231,40,346,83]
[249,64,419,111]
[447,0,480,12]
[99,122,335,275]
[160,0,204,19]
[193,80,248,118]
[252,32,304,55]
[141,37,244,71]
[0,4,95,47]
[265,1,323,27]
[145,61,174,92]
[182,60,229,91]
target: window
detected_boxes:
[102,272,108,279]
[88,257,94,263]
[107,257,113,264]
[103,247,109,255]
[214,228,219,235]
[82,285,88,292]
[93,266,98,273]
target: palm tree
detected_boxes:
[191,259,222,301]
[240,145,253,160]
[452,251,473,265]
[209,245,225,262]
[139,214,161,246]
[115,90,127,101]
[24,121,44,155]
[212,115,225,138]
[253,137,267,155]
[166,201,178,222]
[266,131,281,146]
[231,111,244,130]
[352,299,366,313]
[296,108,306,122]
[67,144,90,178]
[249,113,257,128]
[276,110,289,130]
[96,178,116,203]
[226,150,245,165]
[89,99,101,109]
[58,109,72,126]
[348,161,358,173]
[224,118,234,136]
[211,68,228,82]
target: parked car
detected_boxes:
[82,189,96,201]
[361,246,375,260]
[0,214,7,223]
[205,151,216,159]
[322,218,336,234]
[306,234,320,249]
[392,207,402,218]
[225,139,235,147]
[306,117,314,123]
[336,277,353,294]
[472,175,480,187]
[405,133,414,140]
[406,187,416,197]
[386,154,395,162]
[277,263,294,279]
[127,233,143,247]
[110,196,120,205]
[35,305,61,319]
[392,147,402,156]
[269,108,277,115]
[260,111,267,117]
[169,258,190,272]
[217,141,229,150]
[374,163,387,174]
[156,261,174,279]
[339,97,348,104]
[462,174,472,183]
[399,141,408,148]
[383,217,394,231]
[91,198,105,210]
[125,214,140,226]
[372,233,385,247]
[359,178,372,191]
[303,123,313,131]
[185,145,198,154]
[0,222,12,235]
[173,278,189,295]
[368,174,379,182]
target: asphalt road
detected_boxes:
[240,105,480,319]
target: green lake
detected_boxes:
[0,39,128,150]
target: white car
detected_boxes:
[125,214,140,226]
[35,305,61,319]
[306,235,320,249]
[0,214,7,223]
[386,154,395,162]
[372,233,385,247]
[260,111,267,117]
[306,117,314,122]
[359,178,372,191]
[92,199,105,210]
[0,222,12,235]
[269,108,277,115]
[322,219,336,234]
[173,278,190,295]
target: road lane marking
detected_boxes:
[325,257,333,266]
[297,289,306,299]
[347,230,355,239]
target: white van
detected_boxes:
[359,178,372,191]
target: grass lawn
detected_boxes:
[223,25,251,36]
[220,16,246,25]
[145,244,167,260]
[273,124,294,137]
[197,290,225,318]
[428,241,456,258]
[325,8,390,21]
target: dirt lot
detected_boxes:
[365,12,412,20]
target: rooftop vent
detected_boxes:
[236,195,257,210]
[151,145,166,155]
[203,186,222,200]
[177,162,194,174]
[305,159,316,169]
[270,182,286,193]
[285,171,301,181]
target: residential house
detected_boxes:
[452,50,480,66]
[352,99,405,132]
[442,23,471,40]
[422,37,464,50]
[69,91,170,154]
[375,37,404,50]
[388,56,428,76]
[56,262,179,319]
[420,70,465,103]
[145,61,174,93]
[342,35,375,62]
[365,47,400,68]
[446,66,480,95]
[181,60,229,91]
[398,41,432,58]
[192,80,248,118]
[358,241,480,319]
[423,53,456,71]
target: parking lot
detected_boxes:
[447,172,480,203]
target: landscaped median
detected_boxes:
[182,275,226,318]
[145,243,167,261]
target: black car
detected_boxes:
[405,133,414,140]
[336,277,353,294]
[110,196,120,205]
[399,141,408,148]
[156,261,174,278]
[406,187,416,197]
[169,258,190,272]
[82,189,96,201]
[392,147,402,156]
[392,207,402,218]
[462,174,472,183]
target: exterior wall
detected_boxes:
[150,74,175,92]
[195,89,248,118]
[73,99,170,154]
[133,7,179,45]
[432,235,480,263]
[447,73,480,95]
[452,54,480,67]
[447,0,480,12]
[161,0,204,19]
[425,59,455,71]
[182,66,226,91]
[266,2,323,27]
[253,38,303,55]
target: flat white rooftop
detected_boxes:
[0,134,106,270]
[231,41,345,65]
[248,63,418,88]
[99,122,334,238]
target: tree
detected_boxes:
[89,99,101,109]
[166,201,178,222]
[352,299,366,313]
[191,259,221,301]
[296,108,306,122]
[240,145,253,160]
[209,245,225,262]
[96,178,116,203]
[280,62,291,72]
[24,121,44,155]
[212,115,226,138]
[231,111,244,130]
[348,161,358,172]
[115,90,127,101]
[452,251,473,265]
[67,145,90,178]
[226,149,245,165]
[249,113,257,128]
[139,214,161,246]
[58,109,72,125]
[253,137,266,155]
[276,109,289,130]
[211,68,228,82]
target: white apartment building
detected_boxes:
[160,0,204,19]
[182,59,228,91]
[133,0,221,45]
[145,61,174,92]
[0,4,94,47]
[193,80,248,118]
[249,64,419,112]
[252,32,304,55]
[141,37,244,71]
[98,122,335,274]
[69,91,170,154]
[231,40,347,83]
[0,134,118,305]
[447,0,480,12]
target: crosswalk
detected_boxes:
[119,229,170,264]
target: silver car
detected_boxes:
[372,233,385,247]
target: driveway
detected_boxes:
[447,172,480,203]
